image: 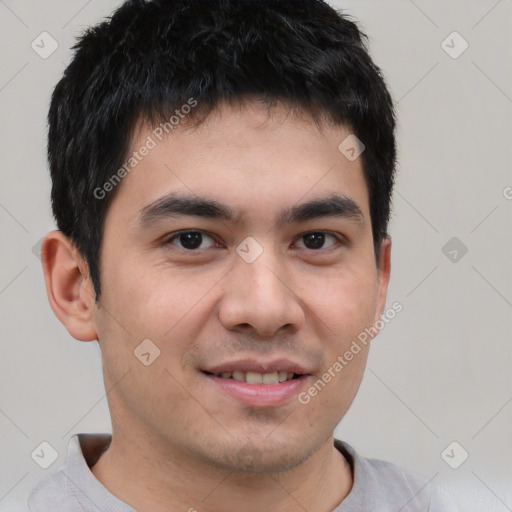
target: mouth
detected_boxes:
[202,370,302,385]
[200,360,312,407]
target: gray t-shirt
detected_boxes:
[26,434,455,511]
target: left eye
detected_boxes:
[165,231,218,250]
[295,232,339,250]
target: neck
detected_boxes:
[91,429,353,512]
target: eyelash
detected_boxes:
[163,230,344,253]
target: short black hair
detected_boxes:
[48,0,396,300]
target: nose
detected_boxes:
[218,245,306,338]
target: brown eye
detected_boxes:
[296,232,338,250]
[166,230,217,250]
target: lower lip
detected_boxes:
[203,373,309,407]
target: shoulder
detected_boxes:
[26,468,78,512]
[334,440,457,512]
[26,433,115,512]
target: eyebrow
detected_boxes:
[138,192,364,228]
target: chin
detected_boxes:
[194,433,320,475]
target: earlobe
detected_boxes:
[41,230,98,342]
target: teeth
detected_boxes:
[262,372,279,385]
[278,371,288,382]
[214,370,298,384]
[246,371,263,384]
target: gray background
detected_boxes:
[0,0,511,510]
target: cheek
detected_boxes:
[306,266,378,344]
[99,257,224,361]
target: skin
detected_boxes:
[42,99,391,512]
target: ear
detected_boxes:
[373,236,392,325]
[41,230,98,341]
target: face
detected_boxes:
[91,99,390,474]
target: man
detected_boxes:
[28,0,453,510]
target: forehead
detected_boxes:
[108,100,370,226]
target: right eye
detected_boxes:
[163,230,220,251]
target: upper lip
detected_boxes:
[202,358,312,375]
